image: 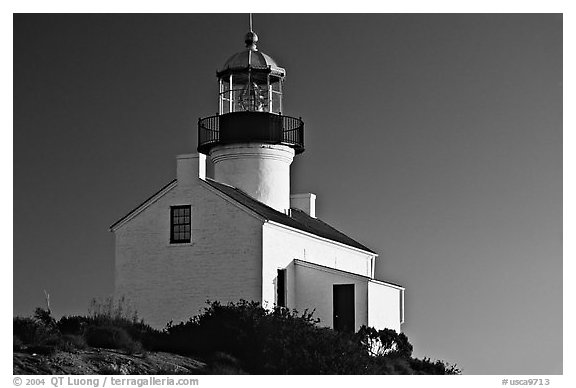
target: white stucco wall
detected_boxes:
[367,281,404,333]
[113,177,263,328]
[261,222,375,309]
[293,261,368,331]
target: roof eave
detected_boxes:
[265,220,378,256]
[109,179,177,232]
[198,179,266,222]
[216,65,286,79]
[294,259,403,289]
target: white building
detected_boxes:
[110,29,405,333]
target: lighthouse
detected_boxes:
[111,24,404,333]
[198,30,304,212]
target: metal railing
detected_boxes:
[281,115,304,146]
[198,115,220,149]
[198,113,304,154]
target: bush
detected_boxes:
[408,357,462,375]
[88,296,139,326]
[155,300,461,375]
[160,300,371,374]
[13,335,23,351]
[355,326,413,358]
[59,334,87,351]
[13,309,59,347]
[33,308,56,329]
[13,317,45,345]
[58,315,89,335]
[205,352,247,374]
[84,326,142,354]
[84,297,156,351]
[13,300,460,375]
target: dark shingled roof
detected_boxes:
[205,178,376,254]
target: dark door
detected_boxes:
[333,284,355,333]
[277,269,286,307]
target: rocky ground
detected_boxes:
[13,348,206,375]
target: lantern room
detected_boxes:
[197,29,304,156]
[217,31,285,114]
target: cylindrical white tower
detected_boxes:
[198,29,304,212]
[211,143,294,211]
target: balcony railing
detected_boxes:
[198,112,304,155]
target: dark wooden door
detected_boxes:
[333,284,355,333]
[277,269,286,307]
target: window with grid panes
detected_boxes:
[170,205,191,243]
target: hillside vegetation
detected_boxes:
[13,298,460,375]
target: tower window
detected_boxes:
[170,205,191,243]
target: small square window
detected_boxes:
[170,205,191,243]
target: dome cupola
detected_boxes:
[216,31,286,115]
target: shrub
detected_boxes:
[14,309,64,355]
[84,296,156,351]
[58,315,89,335]
[59,334,87,351]
[88,296,139,326]
[160,300,370,374]
[14,310,59,347]
[13,300,460,375]
[13,317,45,345]
[205,352,247,374]
[156,300,460,375]
[13,335,23,351]
[84,326,142,354]
[355,326,413,358]
[34,308,56,330]
[408,357,462,375]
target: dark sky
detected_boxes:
[13,14,562,374]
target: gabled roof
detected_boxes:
[204,178,376,254]
[110,176,376,254]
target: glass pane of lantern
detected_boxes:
[272,92,282,114]
[219,79,229,114]
[269,77,282,114]
[221,80,230,93]
[221,101,230,115]
[254,79,268,112]
[230,74,244,112]
[232,87,243,112]
[271,78,281,92]
[230,73,268,112]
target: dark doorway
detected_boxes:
[333,284,355,333]
[277,269,286,307]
